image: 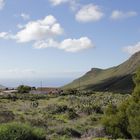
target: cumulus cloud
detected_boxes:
[0,32,15,40]
[34,37,94,52]
[75,4,104,23]
[15,15,63,43]
[49,0,69,6]
[69,0,80,11]
[0,0,5,10]
[123,42,140,54]
[111,10,137,20]
[33,39,58,49]
[20,13,30,20]
[17,24,24,29]
[0,32,10,39]
[0,15,94,53]
[49,0,80,11]
[59,37,93,52]
[0,15,63,43]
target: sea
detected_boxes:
[0,77,74,88]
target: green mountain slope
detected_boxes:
[63,51,140,93]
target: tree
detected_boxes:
[126,68,140,138]
[102,68,140,139]
[17,85,32,93]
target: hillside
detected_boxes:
[63,51,140,93]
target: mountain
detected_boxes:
[63,51,140,93]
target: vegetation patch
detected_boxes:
[0,122,46,140]
[102,68,140,139]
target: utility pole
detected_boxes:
[79,79,81,91]
[40,81,43,94]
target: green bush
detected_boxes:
[67,108,78,119]
[0,122,46,140]
[126,68,140,139]
[45,104,68,114]
[56,127,81,138]
[126,100,140,138]
[17,85,32,93]
[65,89,79,95]
[102,102,131,138]
[102,68,140,139]
[0,111,15,123]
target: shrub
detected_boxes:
[125,68,140,139]
[126,100,140,138]
[0,122,46,140]
[30,101,39,108]
[80,104,103,115]
[45,104,68,114]
[104,104,118,115]
[17,85,32,94]
[0,111,15,123]
[67,108,78,119]
[65,89,79,95]
[56,127,81,138]
[102,68,140,139]
[102,103,131,138]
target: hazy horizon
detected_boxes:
[0,77,76,87]
[0,53,137,87]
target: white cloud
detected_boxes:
[75,4,104,23]
[20,13,30,20]
[15,15,63,43]
[69,0,80,11]
[123,42,140,54]
[0,0,5,10]
[33,39,58,49]
[111,10,137,20]
[59,37,94,52]
[49,0,69,6]
[17,24,24,29]
[0,15,63,43]
[34,37,94,52]
[0,15,94,53]
[0,32,15,40]
[0,32,10,39]
[49,0,80,11]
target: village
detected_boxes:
[0,86,63,96]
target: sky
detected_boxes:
[0,0,140,87]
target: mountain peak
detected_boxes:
[63,51,140,93]
[91,68,102,71]
[132,51,140,56]
[130,51,140,60]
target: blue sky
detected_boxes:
[0,0,140,87]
